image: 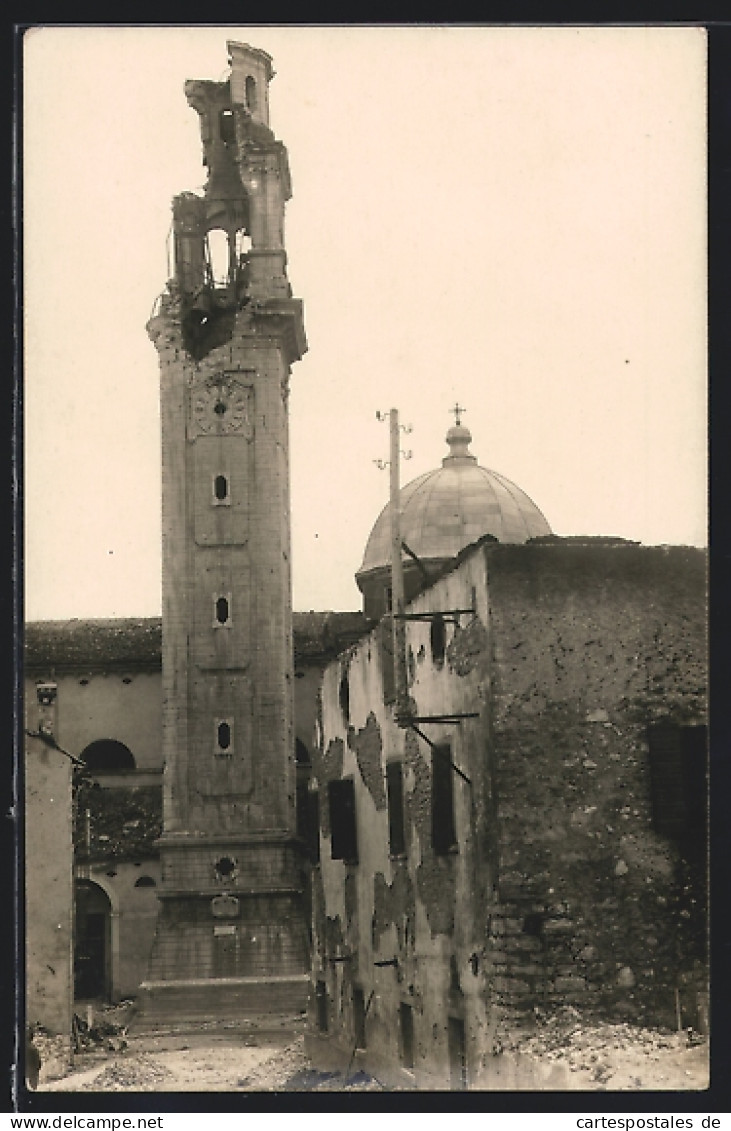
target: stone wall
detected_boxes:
[485,542,707,1033]
[308,539,707,1087]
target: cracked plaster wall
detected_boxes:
[309,540,707,1086]
[310,552,495,1088]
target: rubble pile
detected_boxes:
[508,1005,706,1088]
[72,1002,133,1053]
[74,1055,172,1092]
[28,1030,71,1084]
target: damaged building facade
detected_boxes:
[24,613,364,1019]
[306,425,707,1090]
[24,42,707,1089]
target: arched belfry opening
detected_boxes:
[74,880,112,1001]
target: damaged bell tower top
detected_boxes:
[169,41,305,358]
[139,43,309,1028]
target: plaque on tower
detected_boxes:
[211,895,240,919]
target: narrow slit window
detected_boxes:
[448,1016,467,1090]
[399,1003,414,1069]
[339,669,350,723]
[214,474,229,502]
[432,743,457,855]
[219,108,235,144]
[216,720,233,754]
[430,614,446,666]
[353,987,367,1049]
[215,596,230,625]
[328,778,358,863]
[245,75,258,112]
[387,761,406,857]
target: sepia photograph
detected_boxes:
[21,24,708,1099]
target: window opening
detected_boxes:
[339,670,350,723]
[245,75,258,112]
[353,987,367,1049]
[387,761,406,857]
[214,856,237,881]
[81,739,135,773]
[235,230,252,259]
[328,778,358,863]
[448,1017,467,1090]
[134,876,156,889]
[214,474,229,501]
[399,1003,414,1069]
[316,980,328,1032]
[219,108,235,144]
[217,721,232,752]
[431,743,457,855]
[647,722,708,839]
[74,881,111,1001]
[206,228,231,288]
[430,614,447,666]
[215,596,230,625]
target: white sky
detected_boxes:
[23,25,707,620]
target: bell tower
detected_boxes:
[139,42,309,1026]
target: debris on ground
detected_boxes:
[41,1007,708,1093]
[30,1028,72,1084]
[72,1001,133,1054]
[78,1055,173,1093]
[504,1005,708,1090]
[283,1068,384,1092]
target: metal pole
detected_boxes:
[390,409,406,713]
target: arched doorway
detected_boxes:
[74,880,111,1001]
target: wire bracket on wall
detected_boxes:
[394,609,475,622]
[402,722,474,786]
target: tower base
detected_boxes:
[134,974,309,1033]
[136,834,310,1031]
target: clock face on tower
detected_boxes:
[190,375,253,437]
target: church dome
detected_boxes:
[356,418,551,618]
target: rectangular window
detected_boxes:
[647,722,708,838]
[431,743,457,855]
[353,986,367,1049]
[399,1002,414,1070]
[315,979,328,1032]
[386,761,406,857]
[448,1017,467,1090]
[328,778,358,863]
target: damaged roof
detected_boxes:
[24,612,368,673]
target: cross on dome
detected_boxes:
[450,402,466,427]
